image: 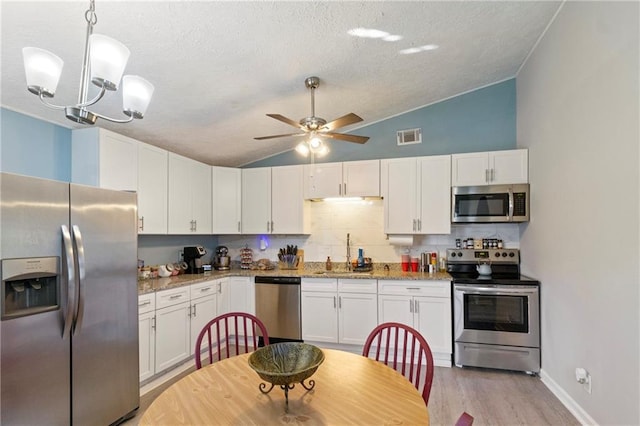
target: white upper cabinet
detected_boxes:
[303,162,342,199]
[241,167,272,234]
[381,158,417,234]
[167,153,212,234]
[418,155,451,234]
[271,165,310,234]
[241,165,309,234]
[304,160,380,199]
[451,149,528,186]
[381,155,451,234]
[71,128,138,191]
[137,143,168,234]
[212,166,241,234]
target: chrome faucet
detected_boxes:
[346,233,352,271]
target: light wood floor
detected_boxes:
[124,362,579,426]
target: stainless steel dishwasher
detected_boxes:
[254,276,302,343]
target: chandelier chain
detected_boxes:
[85,0,97,26]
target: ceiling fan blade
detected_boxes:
[266,114,304,129]
[322,113,363,131]
[322,132,369,144]
[254,132,306,140]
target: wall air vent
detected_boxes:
[397,128,422,146]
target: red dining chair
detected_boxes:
[455,411,474,426]
[362,322,434,406]
[194,311,269,369]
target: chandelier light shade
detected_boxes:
[88,34,130,91]
[21,0,153,125]
[122,75,154,119]
[22,47,64,98]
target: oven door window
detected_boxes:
[455,193,509,217]
[464,293,528,333]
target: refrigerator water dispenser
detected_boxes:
[1,257,59,320]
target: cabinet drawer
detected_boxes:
[338,279,377,294]
[156,286,190,309]
[377,280,450,298]
[138,293,155,314]
[191,280,218,299]
[301,278,337,292]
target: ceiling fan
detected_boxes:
[254,76,369,146]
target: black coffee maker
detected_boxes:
[183,246,206,274]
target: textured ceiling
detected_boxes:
[1,1,561,167]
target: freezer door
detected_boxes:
[69,184,139,425]
[0,173,71,425]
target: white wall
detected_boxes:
[517,2,639,424]
[219,199,521,266]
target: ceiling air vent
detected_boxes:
[397,128,422,146]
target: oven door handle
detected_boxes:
[455,286,538,295]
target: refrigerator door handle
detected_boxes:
[61,225,76,339]
[72,225,87,335]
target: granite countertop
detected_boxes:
[138,263,452,295]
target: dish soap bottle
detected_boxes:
[325,256,332,271]
[357,248,364,267]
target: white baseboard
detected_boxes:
[540,368,597,425]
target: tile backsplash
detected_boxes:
[219,199,520,265]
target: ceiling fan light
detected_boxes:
[315,143,329,157]
[295,142,310,156]
[89,34,130,91]
[309,136,323,149]
[122,75,154,119]
[22,47,64,97]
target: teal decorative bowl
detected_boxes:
[248,342,324,386]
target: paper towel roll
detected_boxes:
[388,235,414,246]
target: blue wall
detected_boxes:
[0,78,516,178]
[244,79,516,167]
[0,108,71,182]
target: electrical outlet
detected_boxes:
[575,367,592,394]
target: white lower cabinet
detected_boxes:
[338,279,378,345]
[140,279,240,382]
[302,278,377,345]
[190,280,219,360]
[377,280,452,366]
[138,294,156,382]
[301,278,337,342]
[154,286,191,373]
[229,276,254,314]
[216,279,230,316]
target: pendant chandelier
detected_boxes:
[22,0,154,125]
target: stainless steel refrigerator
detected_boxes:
[0,172,139,425]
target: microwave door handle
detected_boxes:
[72,225,86,336]
[508,188,514,221]
[61,225,76,339]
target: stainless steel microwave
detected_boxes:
[452,184,529,223]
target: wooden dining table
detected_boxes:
[139,348,429,425]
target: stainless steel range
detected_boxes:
[447,248,540,374]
